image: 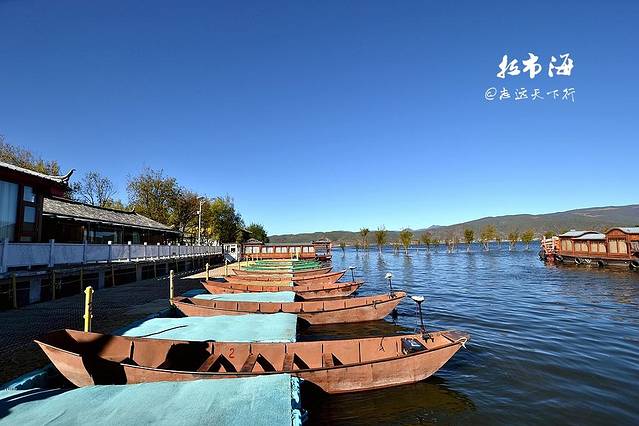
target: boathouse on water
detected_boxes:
[545,228,639,269]
[0,161,180,244]
[241,238,332,261]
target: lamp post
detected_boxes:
[197,198,204,246]
[411,295,426,333]
[385,272,394,296]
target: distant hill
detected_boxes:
[269,204,639,244]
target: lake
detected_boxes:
[299,243,639,425]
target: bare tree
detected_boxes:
[72,171,118,207]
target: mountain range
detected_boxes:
[268,204,639,244]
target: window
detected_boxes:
[0,180,19,240]
[609,240,619,254]
[24,206,36,223]
[23,186,36,202]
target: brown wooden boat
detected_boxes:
[173,292,406,325]
[232,266,332,277]
[225,270,345,286]
[35,329,469,393]
[201,280,363,300]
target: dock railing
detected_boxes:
[540,236,558,255]
[0,239,223,274]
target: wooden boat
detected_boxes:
[173,292,406,325]
[201,280,362,300]
[225,270,345,286]
[232,266,332,277]
[35,329,469,393]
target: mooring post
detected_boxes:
[11,273,17,309]
[51,270,56,300]
[83,286,94,332]
[169,270,175,306]
[79,267,84,292]
[205,262,210,281]
[224,259,229,276]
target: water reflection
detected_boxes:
[304,244,639,423]
[303,377,476,426]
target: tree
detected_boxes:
[508,230,519,251]
[375,226,388,254]
[127,168,178,225]
[246,223,269,243]
[0,136,61,174]
[206,195,244,243]
[70,171,118,207]
[479,224,497,251]
[339,242,346,253]
[171,189,200,239]
[543,230,555,239]
[399,229,413,255]
[359,228,370,250]
[463,229,474,252]
[420,232,432,252]
[431,237,439,252]
[521,229,535,250]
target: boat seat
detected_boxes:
[322,353,344,368]
[238,353,276,372]
[197,353,237,373]
[282,353,309,371]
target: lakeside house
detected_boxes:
[0,161,180,244]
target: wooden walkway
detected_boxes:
[0,264,227,384]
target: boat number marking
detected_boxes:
[229,347,235,358]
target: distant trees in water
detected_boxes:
[342,224,548,254]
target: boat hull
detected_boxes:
[36,330,469,394]
[225,270,345,286]
[232,266,332,277]
[173,292,405,325]
[202,280,362,300]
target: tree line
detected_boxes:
[0,138,267,244]
[339,224,543,254]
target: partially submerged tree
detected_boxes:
[431,237,440,252]
[359,227,370,250]
[521,229,535,250]
[463,228,474,252]
[508,230,520,251]
[339,241,346,253]
[399,228,413,255]
[375,226,388,254]
[479,224,497,251]
[420,232,432,252]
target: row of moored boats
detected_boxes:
[35,259,470,394]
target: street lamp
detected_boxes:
[197,197,204,246]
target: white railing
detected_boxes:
[0,239,223,273]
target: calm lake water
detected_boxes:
[299,243,639,425]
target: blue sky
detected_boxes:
[1,1,637,234]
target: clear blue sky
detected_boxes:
[1,1,637,234]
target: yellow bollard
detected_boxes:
[205,263,210,281]
[11,273,17,309]
[169,270,175,306]
[83,286,94,332]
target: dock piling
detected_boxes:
[169,270,175,306]
[206,263,210,281]
[83,286,94,332]
[11,273,17,309]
